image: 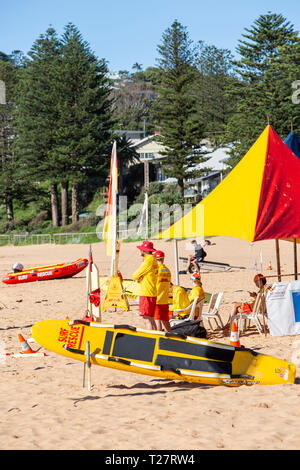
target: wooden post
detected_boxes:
[275,239,281,282]
[294,238,298,280]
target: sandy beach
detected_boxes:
[1,236,300,450]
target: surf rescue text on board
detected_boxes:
[58,324,84,350]
[104,453,196,467]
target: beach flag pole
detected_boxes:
[86,245,92,311]
[83,246,92,387]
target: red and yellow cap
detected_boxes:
[154,250,165,259]
[191,272,200,280]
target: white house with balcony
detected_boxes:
[132,133,167,182]
[132,133,231,198]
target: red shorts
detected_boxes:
[154,304,169,321]
[139,296,156,317]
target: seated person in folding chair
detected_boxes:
[168,283,191,320]
[169,273,205,321]
[229,273,268,321]
[184,240,207,274]
[188,272,205,320]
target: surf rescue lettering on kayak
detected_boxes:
[76,260,87,268]
[37,271,53,277]
[58,324,84,350]
[18,275,28,280]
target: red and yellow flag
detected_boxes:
[103,141,118,256]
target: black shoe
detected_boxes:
[178,270,187,275]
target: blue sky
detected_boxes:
[1,0,300,71]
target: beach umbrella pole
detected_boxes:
[294,238,298,280]
[174,239,179,285]
[275,239,281,282]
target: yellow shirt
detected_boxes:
[188,285,205,303]
[169,286,190,313]
[188,284,205,320]
[132,254,158,297]
[156,263,171,305]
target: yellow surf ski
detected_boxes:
[31,319,296,387]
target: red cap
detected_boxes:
[136,240,156,252]
[154,250,165,259]
[254,273,266,282]
[191,272,200,280]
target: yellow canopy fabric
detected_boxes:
[155,126,269,242]
[155,125,300,242]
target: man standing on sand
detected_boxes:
[133,241,158,330]
[153,250,171,332]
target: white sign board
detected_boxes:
[266,281,300,336]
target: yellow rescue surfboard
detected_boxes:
[31,319,296,387]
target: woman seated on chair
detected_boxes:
[229,273,267,320]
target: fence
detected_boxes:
[0,232,99,246]
[0,229,141,246]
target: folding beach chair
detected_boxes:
[169,296,204,327]
[201,292,224,330]
[230,291,268,336]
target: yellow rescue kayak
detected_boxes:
[31,319,296,387]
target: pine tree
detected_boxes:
[113,134,139,195]
[55,23,113,224]
[15,24,113,226]
[194,42,237,146]
[154,20,208,196]
[0,59,17,226]
[225,12,300,167]
[14,27,62,226]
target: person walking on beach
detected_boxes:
[133,241,158,330]
[153,250,171,332]
[185,240,208,273]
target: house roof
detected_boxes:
[195,146,231,171]
[131,134,162,150]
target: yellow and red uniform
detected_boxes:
[188,284,205,320]
[154,263,171,321]
[169,285,191,319]
[133,254,158,317]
